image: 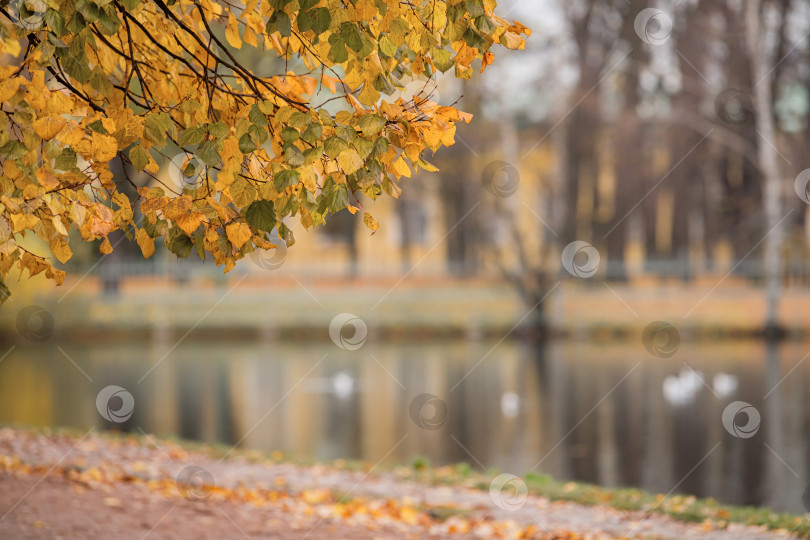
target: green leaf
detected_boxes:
[288,111,311,130]
[284,145,305,167]
[281,127,300,144]
[65,13,85,34]
[54,148,77,170]
[303,146,322,165]
[192,226,205,260]
[245,200,276,232]
[0,141,27,160]
[230,178,258,206]
[129,145,149,171]
[0,277,10,304]
[60,52,91,84]
[379,35,397,58]
[371,136,389,158]
[248,124,268,145]
[118,0,140,10]
[300,123,322,144]
[168,232,194,258]
[328,33,348,63]
[75,0,99,22]
[298,7,330,35]
[318,109,335,127]
[417,157,439,172]
[328,184,349,212]
[464,26,486,49]
[340,22,363,52]
[208,122,228,140]
[275,11,291,37]
[143,113,171,146]
[179,125,206,146]
[382,175,402,198]
[465,0,485,18]
[44,9,65,35]
[96,5,121,34]
[335,125,356,143]
[249,104,269,127]
[198,140,221,167]
[359,115,386,137]
[87,119,109,135]
[238,133,257,154]
[324,136,348,158]
[89,66,113,98]
[353,137,374,160]
[431,47,453,72]
[274,169,300,191]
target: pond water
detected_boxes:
[0,337,808,514]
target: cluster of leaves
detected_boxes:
[0,0,529,299]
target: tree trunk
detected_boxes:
[745,0,784,335]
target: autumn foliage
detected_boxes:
[0,0,528,299]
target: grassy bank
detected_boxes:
[10,425,803,538]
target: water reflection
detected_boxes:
[0,338,808,513]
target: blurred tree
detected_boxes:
[0,0,529,300]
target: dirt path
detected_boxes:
[0,429,799,539]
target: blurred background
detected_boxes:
[3,0,810,516]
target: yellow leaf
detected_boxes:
[363,212,378,234]
[58,123,85,146]
[45,266,66,286]
[229,178,258,207]
[35,168,60,190]
[32,116,67,140]
[500,31,525,50]
[141,196,169,214]
[481,51,494,73]
[226,222,251,249]
[99,237,113,254]
[136,228,155,259]
[225,13,243,49]
[163,195,193,220]
[49,236,72,264]
[0,78,20,102]
[337,149,364,174]
[358,84,380,106]
[175,211,204,236]
[243,26,258,48]
[91,131,118,162]
[392,156,411,178]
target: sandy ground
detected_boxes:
[0,428,801,539]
